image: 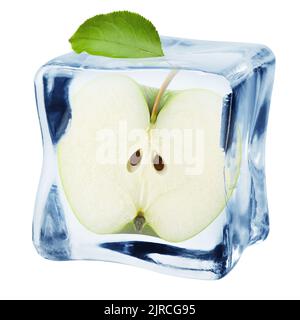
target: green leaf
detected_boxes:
[69,11,164,58]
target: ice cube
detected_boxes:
[33,36,275,279]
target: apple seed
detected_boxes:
[127,149,142,172]
[153,154,165,172]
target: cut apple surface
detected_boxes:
[58,75,149,234]
[143,89,227,242]
[57,73,240,242]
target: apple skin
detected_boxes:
[57,74,241,242]
[120,221,159,237]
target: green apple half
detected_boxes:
[57,73,240,242]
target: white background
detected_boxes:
[0,0,299,300]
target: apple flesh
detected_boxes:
[58,74,239,242]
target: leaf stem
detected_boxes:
[150,70,178,123]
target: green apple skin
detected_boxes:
[120,221,159,237]
[57,74,240,242]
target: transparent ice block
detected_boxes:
[33,36,275,279]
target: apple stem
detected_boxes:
[150,70,178,123]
